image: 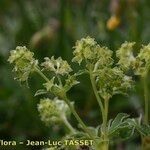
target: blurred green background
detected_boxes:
[0,0,150,149]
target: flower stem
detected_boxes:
[100,98,109,150]
[63,95,95,140]
[103,98,109,139]
[35,67,95,140]
[89,67,109,149]
[57,75,63,87]
[35,67,50,82]
[143,74,149,124]
[62,115,76,134]
[89,70,104,121]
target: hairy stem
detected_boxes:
[57,75,63,87]
[35,67,50,82]
[35,67,95,140]
[143,74,149,124]
[89,66,109,149]
[89,70,104,121]
[62,115,76,134]
[100,98,109,150]
[103,98,109,139]
[63,95,95,140]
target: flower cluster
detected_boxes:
[72,36,97,64]
[43,75,79,98]
[37,98,71,126]
[72,37,113,68]
[41,56,72,75]
[72,37,133,100]
[134,44,150,77]
[96,67,133,100]
[116,42,150,77]
[40,56,78,98]
[93,46,113,70]
[8,37,150,150]
[63,75,80,92]
[116,41,135,70]
[8,46,38,82]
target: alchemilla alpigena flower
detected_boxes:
[116,42,150,77]
[43,75,79,98]
[72,37,113,68]
[41,56,72,75]
[72,37,133,100]
[134,44,150,77]
[8,46,38,82]
[8,38,150,150]
[96,67,133,100]
[37,98,71,126]
[72,36,97,64]
[116,41,135,70]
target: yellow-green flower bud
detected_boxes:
[8,46,38,82]
[72,36,97,64]
[116,41,135,70]
[43,78,64,98]
[96,67,133,100]
[37,98,71,126]
[43,75,79,98]
[134,44,150,77]
[94,46,113,70]
[43,77,55,91]
[72,36,113,69]
[64,75,80,92]
[41,56,72,75]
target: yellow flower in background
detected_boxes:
[107,15,121,30]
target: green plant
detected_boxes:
[117,43,150,150]
[8,37,150,150]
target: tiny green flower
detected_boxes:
[96,67,133,100]
[93,46,113,70]
[8,46,38,82]
[43,79,63,98]
[72,36,97,64]
[134,44,150,77]
[43,75,79,98]
[43,77,55,91]
[72,36,113,71]
[116,41,135,70]
[64,75,80,92]
[8,46,34,63]
[41,56,72,75]
[37,98,71,126]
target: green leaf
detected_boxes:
[128,118,150,136]
[108,113,134,139]
[108,113,129,133]
[34,89,47,96]
[137,124,150,136]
